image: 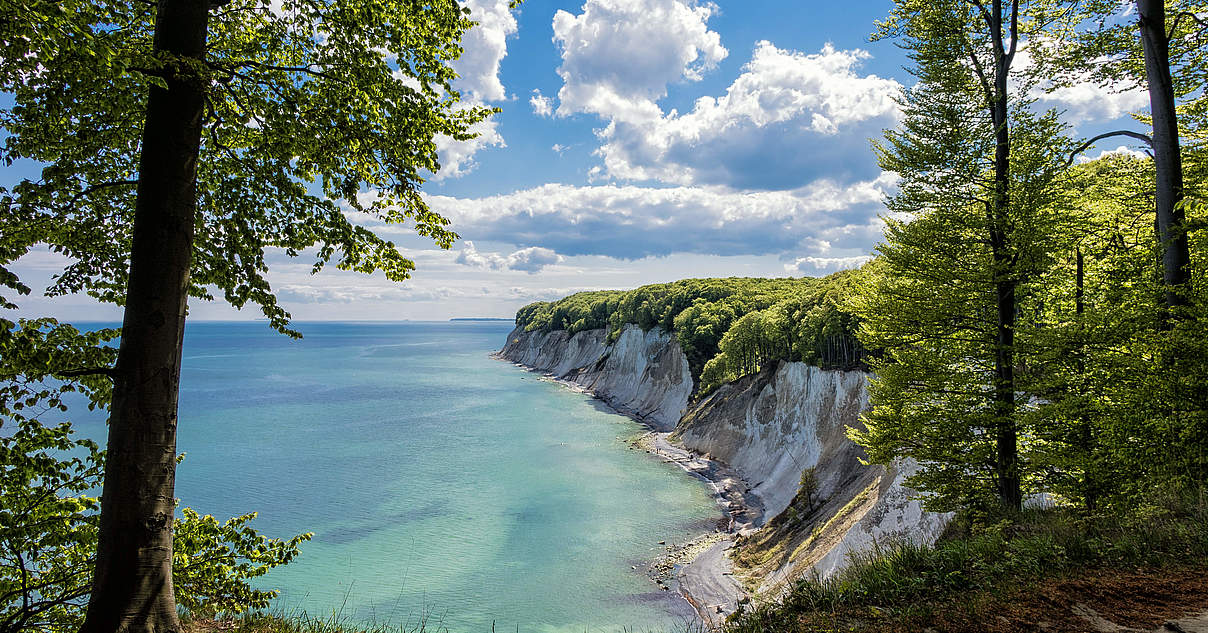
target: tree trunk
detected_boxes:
[1074,248,1097,512]
[1138,0,1192,314]
[80,1,209,631]
[989,0,1022,512]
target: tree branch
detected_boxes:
[966,0,994,29]
[1006,0,1019,66]
[55,367,116,379]
[960,30,995,105]
[1065,130,1154,166]
[1168,11,1208,40]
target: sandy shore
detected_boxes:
[496,355,760,627]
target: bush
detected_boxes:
[0,419,311,632]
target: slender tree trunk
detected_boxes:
[80,1,209,631]
[1073,248,1097,512]
[989,0,1021,512]
[1138,0,1192,314]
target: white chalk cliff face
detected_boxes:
[498,326,949,593]
[499,324,693,431]
[675,362,950,590]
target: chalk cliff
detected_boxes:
[499,324,693,431]
[498,325,948,594]
[676,361,949,592]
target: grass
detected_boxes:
[184,609,464,633]
[723,488,1208,632]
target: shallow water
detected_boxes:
[73,321,720,632]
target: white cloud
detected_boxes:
[1015,45,1150,124]
[1032,79,1149,124]
[433,115,505,180]
[552,0,727,122]
[427,173,896,259]
[1075,144,1149,164]
[551,143,569,154]
[430,0,517,179]
[595,41,902,187]
[453,0,518,102]
[455,241,566,273]
[530,89,554,117]
[784,255,873,275]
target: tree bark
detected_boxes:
[1138,0,1192,314]
[988,0,1022,512]
[80,1,209,631]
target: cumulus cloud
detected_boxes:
[545,5,899,189]
[427,173,895,260]
[595,41,902,188]
[1034,81,1149,124]
[783,255,873,275]
[1075,144,1150,164]
[433,116,506,180]
[455,241,566,273]
[453,0,518,102]
[430,0,516,179]
[552,0,727,122]
[530,89,554,117]
[1013,45,1149,125]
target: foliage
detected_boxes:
[2,0,500,624]
[514,272,867,386]
[798,467,820,511]
[0,320,308,628]
[700,269,867,392]
[0,421,310,632]
[174,509,312,619]
[1030,0,1208,105]
[0,420,100,633]
[1,0,491,335]
[1016,154,1207,508]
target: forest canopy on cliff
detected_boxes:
[511,270,866,390]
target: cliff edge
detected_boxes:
[676,361,949,593]
[497,325,948,603]
[499,323,692,431]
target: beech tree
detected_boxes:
[1,0,496,630]
[852,0,1073,512]
[1037,0,1207,314]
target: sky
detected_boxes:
[7,0,1153,323]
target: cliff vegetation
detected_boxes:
[513,271,866,391]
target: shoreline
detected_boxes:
[491,352,755,627]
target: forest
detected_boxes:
[512,271,865,391]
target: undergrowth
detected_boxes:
[724,488,1208,632]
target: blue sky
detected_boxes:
[8,0,1153,322]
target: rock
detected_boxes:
[497,324,692,432]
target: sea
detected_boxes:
[66,321,721,633]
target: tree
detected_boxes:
[1138,0,1195,312]
[1,0,496,629]
[1036,0,1206,315]
[852,0,1073,512]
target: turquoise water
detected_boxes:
[78,321,720,632]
